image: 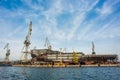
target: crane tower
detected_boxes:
[21,21,32,61]
[92,41,96,55]
[4,43,10,62]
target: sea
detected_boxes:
[0,67,120,80]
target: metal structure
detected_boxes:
[44,37,52,50]
[59,48,62,63]
[31,49,118,65]
[72,51,78,64]
[92,41,96,54]
[21,21,32,61]
[4,43,10,62]
[79,54,118,64]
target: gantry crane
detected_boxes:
[44,37,52,50]
[92,41,96,55]
[4,43,10,62]
[21,21,32,61]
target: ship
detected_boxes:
[0,61,12,66]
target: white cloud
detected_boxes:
[43,0,63,18]
[8,26,24,37]
[96,0,120,16]
[25,0,99,42]
[97,7,111,15]
[76,0,120,41]
[79,14,120,41]
[54,30,65,40]
[31,0,99,42]
[22,0,44,11]
[94,16,120,38]
[77,22,93,40]
[67,0,99,40]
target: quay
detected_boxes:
[12,64,120,68]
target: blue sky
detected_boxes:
[0,0,120,60]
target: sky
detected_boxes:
[0,0,120,60]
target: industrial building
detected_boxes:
[30,49,118,65]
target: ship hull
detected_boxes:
[0,62,12,66]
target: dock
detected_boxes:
[12,64,120,68]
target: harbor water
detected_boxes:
[0,67,120,80]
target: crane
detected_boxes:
[59,48,62,63]
[4,43,10,62]
[44,37,52,50]
[72,51,78,64]
[21,21,32,61]
[63,48,66,53]
[92,41,96,55]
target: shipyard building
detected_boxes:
[31,49,118,65]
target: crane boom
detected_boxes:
[24,21,32,46]
[4,43,9,50]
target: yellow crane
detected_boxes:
[21,21,32,61]
[4,43,10,62]
[72,51,78,64]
